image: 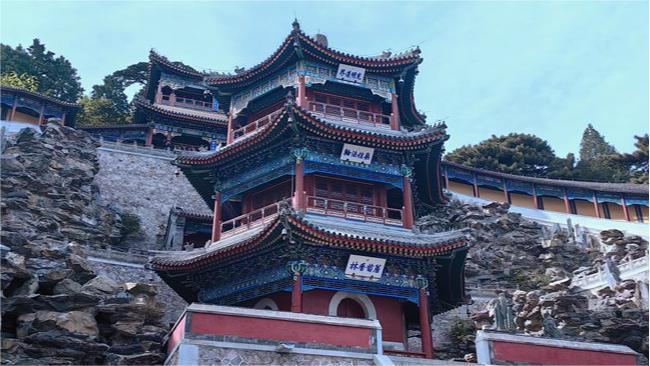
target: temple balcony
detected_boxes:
[307,100,391,129]
[232,109,282,142]
[219,196,403,239]
[159,94,213,112]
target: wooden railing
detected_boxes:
[308,101,391,128]
[161,95,213,111]
[306,196,403,226]
[232,110,282,142]
[221,198,291,238]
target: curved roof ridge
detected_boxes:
[149,50,205,78]
[135,97,227,125]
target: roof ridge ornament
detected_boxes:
[292,18,301,32]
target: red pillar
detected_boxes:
[502,180,510,203]
[293,158,305,211]
[621,195,631,221]
[169,92,177,106]
[211,192,222,243]
[296,75,307,108]
[532,184,539,209]
[38,103,45,125]
[226,113,234,144]
[443,168,449,190]
[472,174,479,198]
[155,84,163,104]
[402,174,414,229]
[419,286,434,359]
[592,192,601,218]
[291,272,303,313]
[145,127,154,147]
[563,189,571,214]
[390,93,400,130]
[9,96,17,121]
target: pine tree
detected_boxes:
[578,123,617,161]
[616,134,649,184]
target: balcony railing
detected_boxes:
[160,95,213,111]
[306,196,403,226]
[232,110,282,142]
[308,101,391,129]
[221,198,291,238]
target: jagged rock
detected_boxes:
[81,275,120,297]
[1,122,168,365]
[17,311,99,338]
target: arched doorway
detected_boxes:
[253,297,279,311]
[328,291,377,319]
[337,298,366,318]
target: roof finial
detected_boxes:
[292,18,301,32]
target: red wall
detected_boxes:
[167,314,186,353]
[492,341,638,365]
[190,311,373,349]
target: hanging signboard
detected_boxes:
[345,254,386,281]
[340,143,374,165]
[336,64,366,84]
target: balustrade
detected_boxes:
[232,110,282,141]
[308,101,391,128]
[306,196,403,226]
[221,198,291,238]
[160,95,213,111]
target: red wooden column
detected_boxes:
[390,93,400,131]
[472,173,480,198]
[592,192,601,218]
[532,184,539,209]
[443,167,449,190]
[563,189,571,214]
[621,195,631,221]
[401,166,414,229]
[155,83,163,104]
[38,103,45,125]
[502,179,510,203]
[288,261,306,313]
[417,276,434,359]
[9,96,18,121]
[169,91,177,106]
[293,148,307,211]
[296,75,307,108]
[211,191,222,243]
[145,127,154,147]
[226,113,234,144]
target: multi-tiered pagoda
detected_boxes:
[150,21,468,358]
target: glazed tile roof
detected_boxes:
[443,161,649,195]
[149,208,468,270]
[135,98,227,125]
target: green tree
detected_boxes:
[547,153,576,180]
[574,124,629,182]
[91,62,149,114]
[616,134,649,184]
[0,71,39,91]
[578,123,617,161]
[445,133,559,177]
[76,96,130,126]
[0,39,83,102]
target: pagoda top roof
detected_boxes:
[135,98,228,126]
[204,20,422,87]
[149,206,468,271]
[147,20,422,87]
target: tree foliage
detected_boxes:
[0,39,83,102]
[76,96,130,126]
[445,133,561,177]
[446,125,645,184]
[0,71,39,91]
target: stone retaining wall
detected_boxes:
[93,143,211,249]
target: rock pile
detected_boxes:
[418,200,592,289]
[1,122,168,365]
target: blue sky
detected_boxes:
[1,1,647,156]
